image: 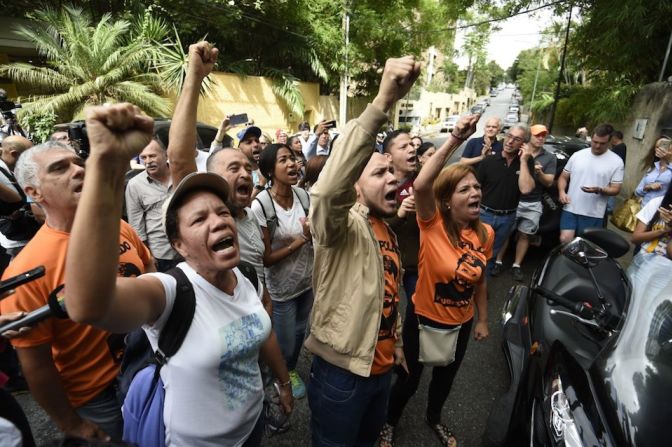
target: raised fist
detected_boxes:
[187,41,219,80]
[85,103,154,164]
[452,114,480,141]
[374,56,421,112]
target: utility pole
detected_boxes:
[548,4,572,134]
[339,4,350,128]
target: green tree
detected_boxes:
[0,6,172,122]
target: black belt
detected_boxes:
[480,204,517,215]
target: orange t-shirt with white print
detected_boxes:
[413,210,494,325]
[0,220,151,407]
[369,216,402,375]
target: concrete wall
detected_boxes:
[620,82,672,196]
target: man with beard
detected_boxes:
[0,141,154,441]
[304,56,419,446]
[125,139,179,272]
[477,124,534,276]
[383,130,421,300]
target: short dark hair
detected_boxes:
[382,130,409,153]
[206,146,237,171]
[417,142,436,156]
[593,123,614,138]
[612,130,624,140]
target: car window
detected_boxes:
[197,125,217,150]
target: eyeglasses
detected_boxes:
[505,133,524,144]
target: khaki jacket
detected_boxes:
[305,104,403,377]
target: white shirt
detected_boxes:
[250,192,313,301]
[0,159,27,249]
[143,263,271,447]
[195,150,209,173]
[563,148,624,218]
[236,209,266,285]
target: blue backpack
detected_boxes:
[121,263,259,447]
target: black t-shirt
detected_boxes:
[477,152,533,210]
[611,143,626,164]
[462,136,504,170]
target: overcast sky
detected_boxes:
[454,7,557,70]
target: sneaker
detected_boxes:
[289,370,306,399]
[379,422,395,447]
[490,262,504,277]
[511,266,524,282]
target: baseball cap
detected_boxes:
[530,124,548,136]
[162,172,230,236]
[236,126,262,142]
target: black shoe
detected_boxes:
[490,262,504,277]
[511,266,524,282]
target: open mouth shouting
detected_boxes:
[212,235,236,256]
[384,189,397,207]
[467,198,481,215]
[235,181,252,198]
[287,169,299,181]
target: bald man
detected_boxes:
[0,135,38,256]
[460,117,504,168]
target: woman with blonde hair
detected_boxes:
[380,116,494,447]
[634,136,672,206]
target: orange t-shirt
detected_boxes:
[413,210,494,325]
[369,217,401,375]
[0,220,151,407]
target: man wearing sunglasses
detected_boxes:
[477,124,535,276]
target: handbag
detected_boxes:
[610,195,641,233]
[418,321,461,367]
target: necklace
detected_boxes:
[271,188,293,210]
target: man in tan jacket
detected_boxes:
[305,56,420,446]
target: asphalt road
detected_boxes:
[12,90,580,447]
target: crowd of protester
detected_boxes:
[0,39,661,447]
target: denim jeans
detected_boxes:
[76,381,123,440]
[402,270,418,302]
[308,356,392,447]
[479,209,516,270]
[272,289,314,371]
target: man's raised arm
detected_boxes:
[309,57,420,247]
[168,42,218,185]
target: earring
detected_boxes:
[447,205,451,209]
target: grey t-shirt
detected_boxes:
[236,208,266,286]
[520,149,557,202]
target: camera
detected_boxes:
[66,121,90,158]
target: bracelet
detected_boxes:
[450,132,466,142]
[275,379,291,388]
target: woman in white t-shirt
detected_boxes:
[66,169,293,447]
[632,184,672,259]
[251,143,314,399]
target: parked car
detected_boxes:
[502,113,519,131]
[471,104,485,115]
[508,105,520,114]
[153,118,218,151]
[439,115,460,133]
[483,98,491,106]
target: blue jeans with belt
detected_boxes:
[479,208,516,271]
[308,356,392,446]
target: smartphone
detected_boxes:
[0,266,45,297]
[324,120,337,128]
[229,113,249,126]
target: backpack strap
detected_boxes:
[292,186,311,217]
[254,189,278,240]
[154,267,196,367]
[237,261,259,294]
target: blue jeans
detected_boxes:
[272,289,314,371]
[479,209,516,271]
[308,356,392,447]
[76,381,123,440]
[403,270,418,302]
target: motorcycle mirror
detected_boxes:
[581,228,630,258]
[561,237,608,268]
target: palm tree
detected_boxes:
[0,6,172,122]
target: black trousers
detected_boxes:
[386,300,473,426]
[0,387,35,447]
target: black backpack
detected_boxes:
[118,262,259,400]
[0,165,41,241]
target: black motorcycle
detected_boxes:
[484,228,672,446]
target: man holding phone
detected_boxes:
[558,123,624,243]
[304,119,334,160]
